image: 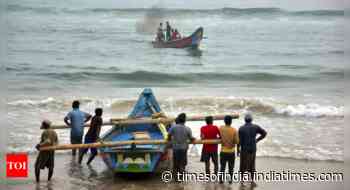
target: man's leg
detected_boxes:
[212,152,219,174]
[219,152,227,183]
[71,136,79,156]
[172,149,179,174]
[78,148,88,164]
[87,148,98,165]
[35,163,40,182]
[48,167,54,181]
[228,153,235,184]
[179,149,186,173]
[239,151,247,185]
[205,160,210,174]
[77,136,83,158]
[250,152,257,186]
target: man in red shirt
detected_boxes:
[200,116,221,174]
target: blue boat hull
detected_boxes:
[99,89,171,173]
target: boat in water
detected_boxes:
[99,89,170,173]
[152,27,203,49]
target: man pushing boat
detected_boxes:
[168,113,195,175]
[35,120,58,182]
[64,100,92,157]
[78,108,103,165]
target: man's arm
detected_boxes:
[167,126,173,141]
[233,129,239,145]
[64,114,71,126]
[216,126,221,139]
[188,127,195,142]
[84,113,92,123]
[237,129,242,157]
[256,126,267,143]
[96,118,103,140]
[200,127,205,139]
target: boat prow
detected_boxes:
[152,27,204,49]
[99,88,170,173]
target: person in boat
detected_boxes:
[35,120,58,182]
[168,113,195,175]
[174,29,181,39]
[238,114,267,187]
[166,21,172,41]
[64,100,92,157]
[171,29,176,41]
[78,108,103,165]
[219,115,239,184]
[200,116,221,174]
[156,22,164,42]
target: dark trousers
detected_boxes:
[78,137,98,164]
[220,152,235,182]
[201,151,218,174]
[239,151,256,181]
[173,149,187,174]
[70,135,83,156]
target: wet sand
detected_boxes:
[2,153,343,190]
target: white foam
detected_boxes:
[8,97,57,107]
[7,96,344,118]
[275,103,344,117]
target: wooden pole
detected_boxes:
[47,113,239,130]
[39,139,221,151]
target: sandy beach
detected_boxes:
[2,153,343,190]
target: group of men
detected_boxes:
[35,100,103,182]
[34,101,267,186]
[168,113,267,185]
[156,21,181,42]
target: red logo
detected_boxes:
[6,153,28,178]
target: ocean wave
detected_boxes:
[275,103,343,117]
[7,4,343,18]
[7,97,344,118]
[33,71,311,83]
[7,97,58,107]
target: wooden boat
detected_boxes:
[152,27,203,49]
[39,88,239,174]
[99,88,170,173]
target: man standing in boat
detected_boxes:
[200,116,221,174]
[78,108,103,165]
[156,22,164,41]
[64,100,92,157]
[166,21,172,41]
[35,120,58,182]
[168,113,195,175]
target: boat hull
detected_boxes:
[152,27,203,49]
[99,89,171,173]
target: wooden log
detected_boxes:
[39,139,222,151]
[47,113,239,130]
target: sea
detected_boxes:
[2,0,344,162]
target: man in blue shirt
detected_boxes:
[64,100,92,156]
[238,114,267,187]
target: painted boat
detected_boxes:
[152,27,203,49]
[99,89,170,173]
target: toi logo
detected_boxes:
[6,153,28,178]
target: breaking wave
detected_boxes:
[7,97,344,118]
[28,70,343,84]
